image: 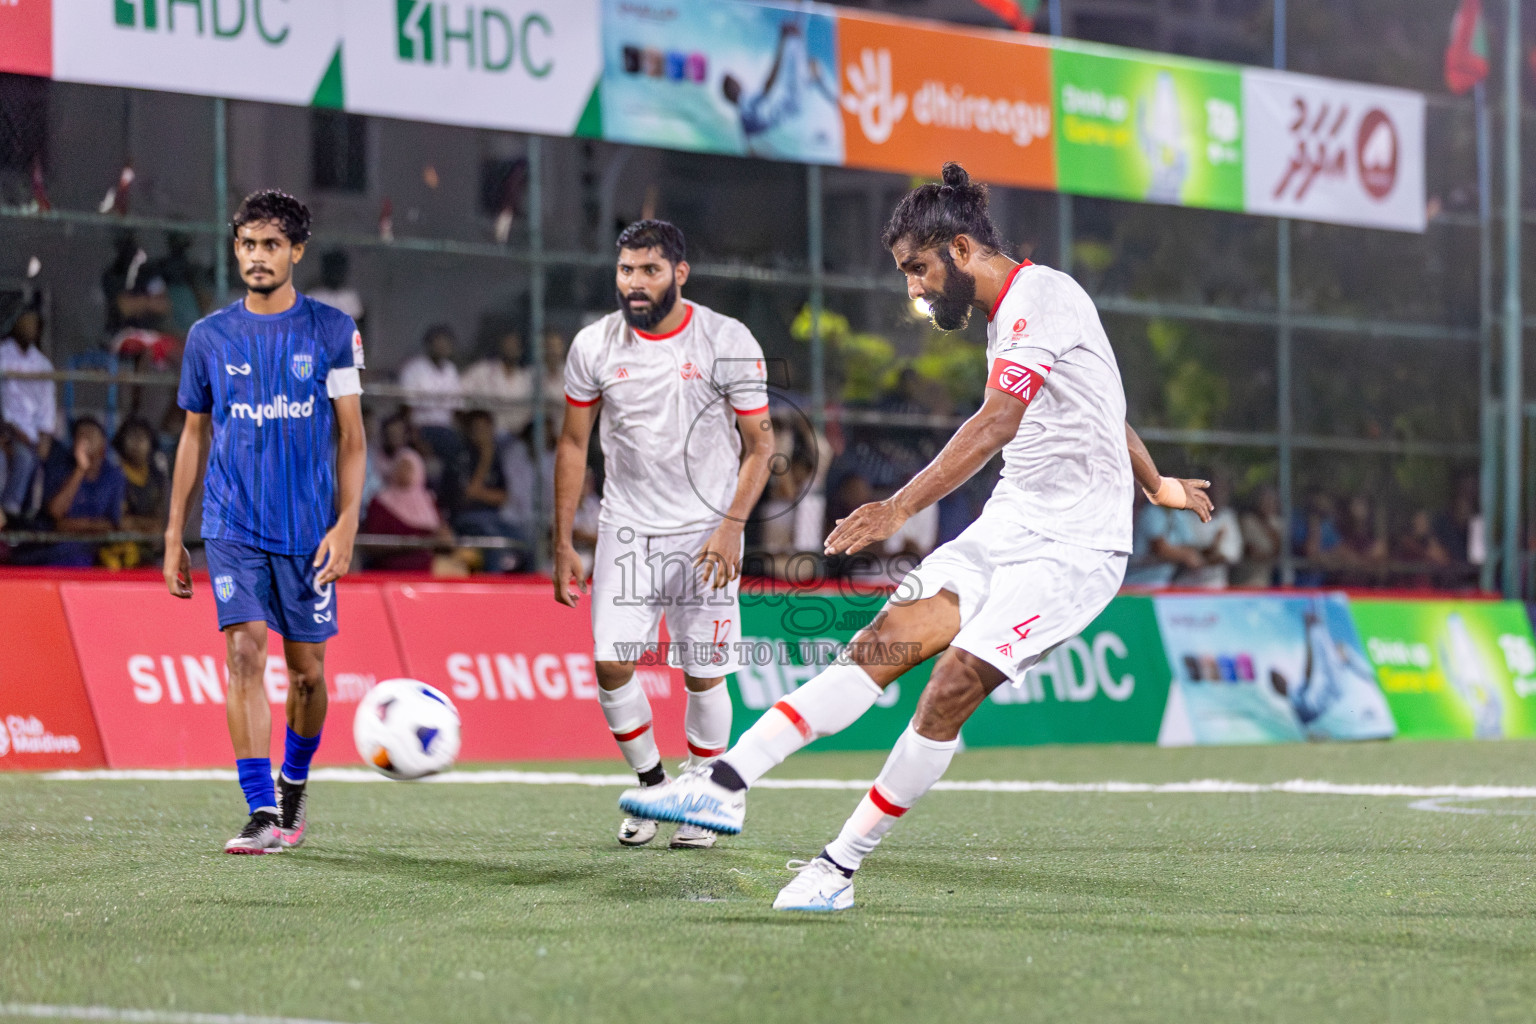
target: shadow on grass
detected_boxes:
[298,849,600,888]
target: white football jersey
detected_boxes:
[984,262,1133,554]
[565,302,769,536]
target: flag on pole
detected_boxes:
[1445,0,1489,95]
[968,0,1041,32]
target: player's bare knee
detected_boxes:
[288,665,325,700]
[225,631,265,683]
[595,661,636,691]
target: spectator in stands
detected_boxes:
[541,329,568,406]
[1292,488,1344,585]
[1338,494,1389,580]
[1125,495,1204,587]
[500,414,555,544]
[34,417,125,567]
[102,230,171,336]
[440,410,520,571]
[363,447,452,572]
[0,296,56,518]
[1394,509,1452,587]
[154,231,213,335]
[102,418,167,569]
[570,466,602,578]
[1177,475,1241,588]
[463,329,534,438]
[398,324,464,465]
[1434,478,1478,565]
[1234,485,1284,587]
[305,249,366,333]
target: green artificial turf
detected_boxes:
[3,742,1536,1024]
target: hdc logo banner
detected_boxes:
[1242,67,1425,233]
[345,0,600,134]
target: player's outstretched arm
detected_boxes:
[315,394,366,587]
[553,400,599,607]
[696,409,775,589]
[163,411,212,598]
[826,389,1024,556]
[1126,422,1213,523]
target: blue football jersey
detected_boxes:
[177,294,364,555]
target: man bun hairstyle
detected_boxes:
[616,219,687,265]
[881,162,1005,257]
[231,189,312,245]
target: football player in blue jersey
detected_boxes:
[163,190,368,854]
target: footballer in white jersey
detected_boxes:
[553,220,775,849]
[618,164,1213,909]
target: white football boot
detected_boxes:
[669,822,718,849]
[618,765,745,835]
[618,816,659,846]
[772,858,855,912]
[223,811,282,855]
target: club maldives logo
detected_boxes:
[0,714,83,756]
[396,0,555,77]
[113,0,291,44]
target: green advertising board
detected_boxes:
[728,592,1171,750]
[1052,45,1244,211]
[1348,600,1536,739]
[965,595,1171,746]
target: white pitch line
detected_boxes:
[35,768,1536,801]
[0,1003,373,1024]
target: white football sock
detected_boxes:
[684,682,732,767]
[724,662,883,787]
[598,677,660,776]
[823,722,958,872]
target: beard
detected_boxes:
[618,281,679,330]
[927,252,977,331]
[243,267,288,296]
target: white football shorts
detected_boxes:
[590,523,743,676]
[895,503,1127,684]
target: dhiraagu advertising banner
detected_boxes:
[1348,600,1536,739]
[1052,44,1244,211]
[599,0,844,163]
[1153,592,1395,745]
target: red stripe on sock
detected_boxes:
[772,699,814,742]
[687,741,728,758]
[612,722,652,742]
[866,784,909,818]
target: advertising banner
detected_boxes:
[343,0,602,134]
[382,583,689,762]
[600,0,844,163]
[1052,44,1244,211]
[1153,593,1396,745]
[0,582,106,771]
[0,0,52,78]
[835,12,1053,190]
[1242,68,1425,233]
[52,1,345,107]
[1349,600,1536,739]
[965,595,1171,746]
[59,580,404,768]
[731,586,919,750]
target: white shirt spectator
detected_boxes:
[0,337,57,445]
[462,358,534,436]
[1177,506,1242,589]
[397,355,462,428]
[306,287,364,322]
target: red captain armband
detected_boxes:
[986,358,1047,405]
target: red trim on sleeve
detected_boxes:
[772,699,814,742]
[985,358,1046,405]
[565,393,600,407]
[866,784,909,818]
[687,741,729,759]
[612,722,652,743]
[986,260,1031,322]
[632,303,695,341]
[732,403,770,417]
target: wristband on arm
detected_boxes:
[1145,476,1187,509]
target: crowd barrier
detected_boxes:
[3,574,1534,771]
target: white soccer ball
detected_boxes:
[353,678,462,780]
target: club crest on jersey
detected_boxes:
[679,362,703,381]
[291,353,315,381]
[214,575,236,602]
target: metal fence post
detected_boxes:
[808,163,825,431]
[528,134,548,571]
[1274,0,1294,586]
[1502,0,1523,598]
[1049,0,1072,273]
[213,97,228,304]
[1477,81,1496,592]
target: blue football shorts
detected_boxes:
[204,538,339,643]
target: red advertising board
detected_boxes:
[0,0,53,78]
[59,580,405,769]
[0,581,106,770]
[382,583,688,761]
